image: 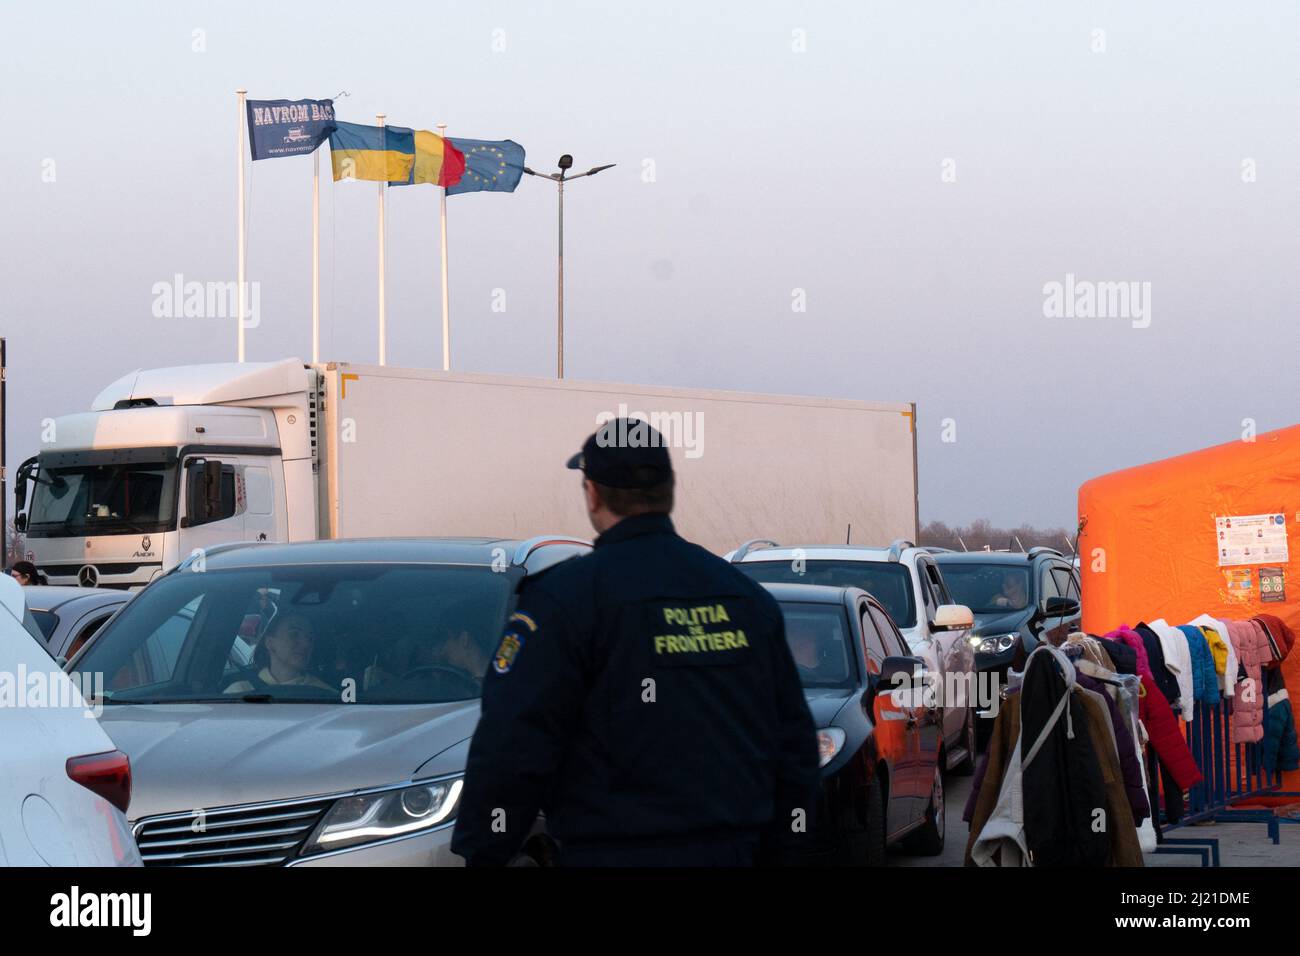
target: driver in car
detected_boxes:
[224,612,335,694]
[787,621,840,682]
[990,572,1027,609]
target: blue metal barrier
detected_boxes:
[1172,697,1277,826]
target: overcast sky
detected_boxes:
[2,0,1297,530]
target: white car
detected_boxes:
[727,539,978,773]
[0,575,141,866]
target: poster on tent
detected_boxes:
[1215,513,1289,567]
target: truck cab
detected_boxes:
[15,360,315,589]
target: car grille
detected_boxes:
[133,797,333,867]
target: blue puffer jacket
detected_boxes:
[1263,669,1300,775]
[1178,624,1220,705]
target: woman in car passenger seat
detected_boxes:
[224,612,335,694]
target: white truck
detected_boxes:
[15,359,920,589]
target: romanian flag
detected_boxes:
[446,139,526,195]
[389,130,466,188]
[329,121,415,182]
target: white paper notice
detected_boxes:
[1216,513,1289,567]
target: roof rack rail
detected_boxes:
[886,539,916,562]
[730,539,780,562]
[1026,546,1064,559]
[917,546,953,554]
[511,535,592,567]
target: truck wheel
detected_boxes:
[902,766,945,856]
[862,774,887,867]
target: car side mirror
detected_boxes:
[1042,596,1080,618]
[932,604,974,631]
[867,655,926,709]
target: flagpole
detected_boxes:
[437,122,450,371]
[236,88,247,363]
[377,112,387,366]
[312,147,320,365]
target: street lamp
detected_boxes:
[524,155,616,379]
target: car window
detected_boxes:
[922,561,951,609]
[859,605,887,675]
[1040,564,1061,602]
[74,564,516,704]
[936,562,1031,613]
[66,612,113,659]
[31,609,58,641]
[778,601,856,689]
[1051,567,1076,601]
[869,604,909,657]
[738,560,918,628]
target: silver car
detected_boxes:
[26,585,131,661]
[68,536,589,866]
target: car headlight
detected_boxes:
[301,778,463,854]
[817,728,846,768]
[976,634,1019,655]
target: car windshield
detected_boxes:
[938,564,1032,613]
[738,560,917,628]
[777,602,856,689]
[72,563,515,704]
[27,459,177,537]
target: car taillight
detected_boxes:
[66,750,132,814]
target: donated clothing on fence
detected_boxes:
[967,645,1143,867]
[1077,669,1149,825]
[1254,614,1297,670]
[450,513,819,866]
[1190,614,1237,697]
[1100,637,1138,676]
[1226,620,1271,744]
[1177,625,1220,705]
[1263,668,1300,775]
[1102,626,1151,679]
[1149,619,1195,720]
[1137,671,1202,791]
[1135,623,1182,714]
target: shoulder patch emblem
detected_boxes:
[494,631,524,674]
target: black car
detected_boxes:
[933,548,1081,685]
[763,582,945,865]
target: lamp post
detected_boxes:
[523,155,615,379]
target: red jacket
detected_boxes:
[1253,614,1296,670]
[1139,673,1202,791]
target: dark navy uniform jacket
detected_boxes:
[451,512,819,866]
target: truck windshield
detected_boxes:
[26,460,177,537]
[73,564,516,705]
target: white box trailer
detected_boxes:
[15,359,918,588]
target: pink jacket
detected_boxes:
[1225,620,1271,744]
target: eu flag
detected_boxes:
[445,139,526,196]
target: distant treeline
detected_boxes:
[919,519,1078,555]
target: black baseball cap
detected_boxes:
[566,417,674,489]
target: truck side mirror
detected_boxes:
[14,514,26,532]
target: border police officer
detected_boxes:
[451,418,819,866]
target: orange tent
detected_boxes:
[1078,424,1300,787]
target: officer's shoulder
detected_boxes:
[517,549,598,597]
[678,539,783,611]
